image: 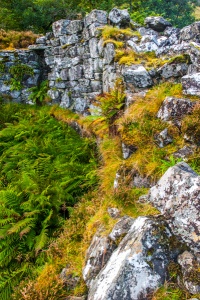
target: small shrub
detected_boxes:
[5,63,34,91]
[0,30,39,50]
[28,80,51,105]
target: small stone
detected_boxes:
[145,16,172,32]
[157,97,195,126]
[178,251,200,294]
[180,21,200,42]
[122,142,136,159]
[108,8,130,27]
[84,10,108,28]
[173,146,194,159]
[107,207,121,219]
[154,128,173,148]
[123,65,153,88]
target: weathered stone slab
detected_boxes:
[147,162,200,260]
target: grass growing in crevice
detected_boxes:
[117,82,198,181]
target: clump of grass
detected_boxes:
[167,53,191,65]
[0,29,40,50]
[103,39,124,48]
[152,283,189,300]
[100,25,137,41]
[115,48,166,67]
[117,82,185,180]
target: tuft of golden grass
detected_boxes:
[100,25,137,41]
[0,29,40,50]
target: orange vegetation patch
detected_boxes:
[0,29,40,50]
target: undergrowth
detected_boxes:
[0,104,98,299]
[0,30,39,50]
[1,79,199,300]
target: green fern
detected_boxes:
[0,103,98,299]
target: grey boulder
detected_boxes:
[182,72,200,96]
[108,8,130,27]
[147,162,200,260]
[87,216,182,300]
[145,16,172,32]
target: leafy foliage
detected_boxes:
[0,104,98,299]
[28,80,51,105]
[4,63,34,91]
[0,29,39,50]
[0,0,197,32]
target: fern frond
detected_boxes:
[7,218,35,235]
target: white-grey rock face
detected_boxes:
[144,16,172,32]
[123,65,153,88]
[182,72,200,96]
[87,216,181,300]
[108,8,130,27]
[157,97,195,126]
[158,63,188,79]
[147,162,200,261]
[180,21,200,42]
[83,229,117,288]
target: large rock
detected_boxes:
[123,65,153,89]
[144,16,172,32]
[108,8,130,27]
[158,63,188,79]
[84,10,108,28]
[182,72,200,96]
[83,229,117,287]
[147,162,200,260]
[157,97,195,126]
[87,216,183,300]
[180,22,200,42]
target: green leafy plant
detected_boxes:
[0,104,98,299]
[5,63,34,91]
[96,78,126,135]
[28,80,51,105]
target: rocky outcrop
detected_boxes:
[147,162,200,261]
[1,9,200,114]
[83,163,200,299]
[84,216,184,300]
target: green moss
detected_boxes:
[167,54,191,65]
[0,61,5,74]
